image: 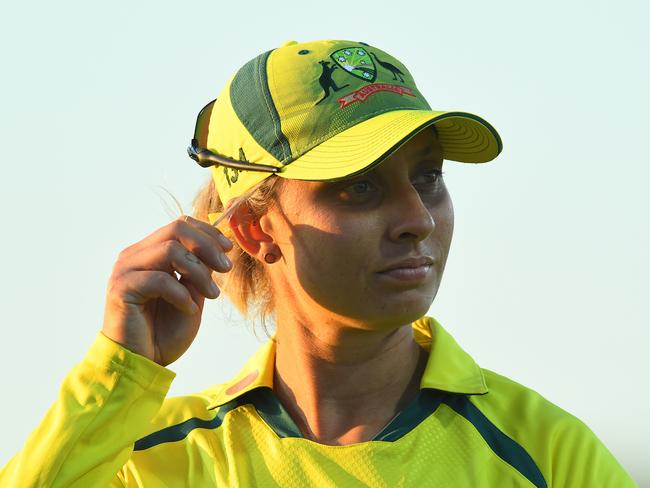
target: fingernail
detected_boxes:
[189,301,199,314]
[220,254,232,269]
[218,234,232,249]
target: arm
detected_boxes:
[2,215,231,487]
[549,413,638,487]
[0,332,175,488]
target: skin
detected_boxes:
[230,127,454,445]
[101,126,453,446]
[102,217,233,366]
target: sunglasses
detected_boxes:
[187,99,281,174]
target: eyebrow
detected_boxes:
[414,145,439,159]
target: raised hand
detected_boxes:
[101,215,233,366]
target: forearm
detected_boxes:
[0,332,175,488]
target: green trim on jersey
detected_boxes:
[444,394,547,487]
[132,385,548,486]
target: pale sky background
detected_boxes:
[1,0,648,485]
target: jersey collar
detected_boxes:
[205,316,488,410]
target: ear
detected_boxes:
[228,203,275,259]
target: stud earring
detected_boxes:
[264,253,278,264]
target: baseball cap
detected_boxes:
[188,39,503,221]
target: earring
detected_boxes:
[264,253,278,264]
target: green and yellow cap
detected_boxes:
[188,39,503,218]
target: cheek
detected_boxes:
[288,212,377,301]
[430,195,454,258]
[437,197,454,232]
[296,213,374,273]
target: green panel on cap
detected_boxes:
[230,50,293,163]
[266,41,434,163]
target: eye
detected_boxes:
[413,169,444,188]
[349,181,374,193]
[337,180,377,202]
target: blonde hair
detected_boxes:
[190,175,284,338]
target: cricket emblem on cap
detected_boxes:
[330,47,377,82]
[314,45,415,109]
[315,61,350,105]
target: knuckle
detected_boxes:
[186,240,209,258]
[147,272,171,295]
[171,219,187,233]
[109,260,122,277]
[162,239,183,257]
[117,246,131,261]
[154,271,170,287]
[200,264,213,279]
[106,274,125,298]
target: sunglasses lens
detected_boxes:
[190,98,278,174]
[194,99,216,148]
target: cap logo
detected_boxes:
[330,47,377,82]
[337,84,415,109]
[366,50,405,82]
[314,45,415,109]
[315,60,350,105]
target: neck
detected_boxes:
[272,312,429,446]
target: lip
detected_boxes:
[377,256,435,273]
[376,256,435,284]
[377,265,432,283]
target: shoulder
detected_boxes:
[473,367,601,448]
[470,368,636,487]
[475,367,572,424]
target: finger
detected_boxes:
[119,216,233,262]
[180,276,209,313]
[121,240,222,299]
[113,270,199,315]
[183,215,233,251]
[119,218,233,274]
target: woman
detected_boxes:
[0,39,635,487]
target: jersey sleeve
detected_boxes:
[0,332,176,488]
[548,411,638,487]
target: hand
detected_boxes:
[101,215,233,366]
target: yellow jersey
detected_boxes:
[0,316,637,487]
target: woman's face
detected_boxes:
[262,127,454,328]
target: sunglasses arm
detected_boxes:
[187,140,280,173]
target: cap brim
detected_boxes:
[279,109,503,181]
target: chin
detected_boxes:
[369,291,436,327]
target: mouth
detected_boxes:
[376,256,435,283]
[377,256,435,273]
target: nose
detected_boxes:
[386,184,435,243]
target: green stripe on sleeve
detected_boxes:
[443,394,548,488]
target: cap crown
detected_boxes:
[208,40,431,169]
